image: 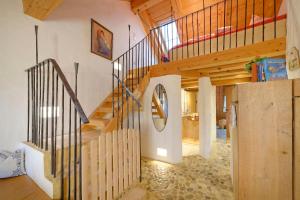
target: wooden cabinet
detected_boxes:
[232,79,300,200]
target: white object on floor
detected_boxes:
[0,149,26,178]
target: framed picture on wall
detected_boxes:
[91,19,113,60]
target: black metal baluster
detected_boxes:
[149,30,152,66]
[112,61,115,118]
[197,11,200,56]
[41,62,45,149]
[203,0,206,55]
[171,19,174,61]
[46,60,50,150]
[122,55,125,129]
[236,0,238,47]
[35,25,38,65]
[60,85,65,200]
[186,16,189,58]
[176,20,179,60]
[34,67,37,145]
[274,0,276,38]
[54,73,58,177]
[138,102,142,182]
[27,71,30,142]
[244,0,248,46]
[131,50,135,129]
[74,63,79,200]
[262,0,265,41]
[217,3,219,52]
[182,18,184,59]
[68,98,72,200]
[79,118,82,200]
[35,66,38,145]
[31,68,35,144]
[252,0,255,44]
[39,64,42,147]
[156,29,159,65]
[192,13,195,56]
[147,36,150,71]
[137,44,140,84]
[210,6,212,53]
[51,66,55,175]
[142,39,144,76]
[223,0,226,50]
[230,0,233,48]
[126,52,129,129]
[118,58,120,129]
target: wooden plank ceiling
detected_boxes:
[129,0,285,88]
[22,0,63,20]
[131,0,283,32]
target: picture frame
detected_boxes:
[91,19,113,60]
[288,47,300,71]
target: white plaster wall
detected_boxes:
[19,143,54,198]
[286,0,300,79]
[0,0,145,150]
[141,75,182,164]
[198,77,216,159]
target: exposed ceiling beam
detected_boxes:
[131,0,164,14]
[22,0,63,20]
[211,77,252,86]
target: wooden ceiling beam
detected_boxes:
[170,0,183,18]
[182,77,252,87]
[211,74,252,81]
[131,0,164,14]
[22,0,63,20]
[211,77,252,86]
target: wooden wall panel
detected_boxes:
[237,80,292,200]
[98,134,106,200]
[82,145,89,200]
[118,130,124,194]
[106,134,113,200]
[295,97,300,200]
[231,86,239,200]
[294,79,300,97]
[112,131,119,198]
[90,140,98,200]
[81,130,140,200]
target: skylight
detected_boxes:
[161,22,180,50]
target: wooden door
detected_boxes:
[237,80,293,200]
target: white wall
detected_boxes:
[141,75,182,164]
[286,0,300,79]
[198,77,216,159]
[0,0,145,150]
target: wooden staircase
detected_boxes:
[82,72,150,133]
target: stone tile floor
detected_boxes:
[138,139,233,200]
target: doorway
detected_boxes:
[181,88,199,156]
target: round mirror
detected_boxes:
[152,84,168,132]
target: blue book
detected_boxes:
[261,59,287,81]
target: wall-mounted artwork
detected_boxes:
[288,47,300,71]
[91,19,113,60]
